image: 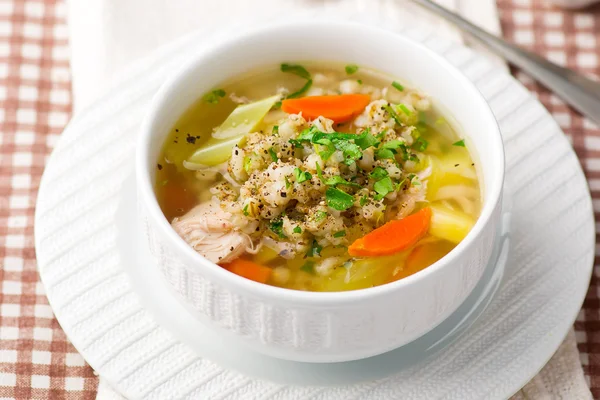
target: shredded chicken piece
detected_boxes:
[171,202,251,264]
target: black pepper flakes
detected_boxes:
[175,129,179,132]
[455,164,459,167]
[157,163,163,170]
[186,134,197,144]
[281,192,287,198]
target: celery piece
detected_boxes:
[186,136,243,166]
[428,203,475,244]
[212,95,280,140]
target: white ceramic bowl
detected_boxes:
[137,20,504,363]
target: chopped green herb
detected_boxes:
[395,178,407,191]
[412,137,429,152]
[287,79,313,99]
[453,139,465,147]
[354,128,379,150]
[269,219,286,238]
[243,153,258,174]
[203,89,226,104]
[398,104,412,116]
[373,176,394,200]
[243,204,250,216]
[268,147,278,162]
[326,176,361,188]
[392,81,404,92]
[294,168,312,183]
[369,167,389,180]
[281,63,311,79]
[333,230,347,238]
[384,104,403,126]
[326,187,354,211]
[357,79,363,85]
[293,226,302,234]
[272,125,279,135]
[334,139,362,165]
[360,195,369,206]
[375,148,396,160]
[315,210,328,222]
[345,64,359,75]
[281,63,312,99]
[316,162,360,188]
[284,176,291,189]
[306,240,323,258]
[300,261,315,274]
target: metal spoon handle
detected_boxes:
[410,0,600,126]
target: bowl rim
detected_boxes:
[136,19,505,306]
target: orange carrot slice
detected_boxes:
[348,208,432,257]
[221,258,272,284]
[388,240,454,283]
[281,94,371,123]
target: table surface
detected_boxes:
[1,0,599,398]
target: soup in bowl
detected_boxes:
[155,63,481,292]
[138,21,504,363]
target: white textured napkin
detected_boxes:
[62,1,590,398]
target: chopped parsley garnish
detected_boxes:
[376,148,395,160]
[294,168,312,183]
[326,187,354,211]
[243,204,250,216]
[354,128,379,150]
[243,153,258,174]
[281,63,313,99]
[374,139,409,161]
[315,210,328,222]
[384,104,403,126]
[453,139,465,147]
[293,226,302,234]
[383,139,406,150]
[203,89,226,104]
[373,176,395,200]
[360,195,369,206]
[392,81,404,92]
[357,79,363,85]
[281,63,311,79]
[369,167,389,180]
[269,219,286,238]
[306,240,323,258]
[316,162,361,188]
[412,137,429,152]
[268,147,278,162]
[272,125,279,135]
[333,230,347,238]
[398,104,412,116]
[334,140,362,165]
[300,261,315,274]
[345,64,359,75]
[287,79,313,99]
[284,176,291,189]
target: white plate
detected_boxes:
[35,21,594,400]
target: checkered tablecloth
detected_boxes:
[0,0,599,398]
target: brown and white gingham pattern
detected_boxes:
[497,0,600,397]
[0,0,599,398]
